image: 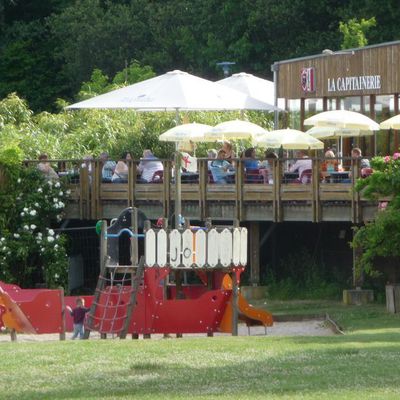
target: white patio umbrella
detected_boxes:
[255,129,324,150]
[159,123,214,142]
[66,70,275,112]
[380,114,400,129]
[204,119,269,141]
[304,110,379,131]
[306,126,374,139]
[217,72,278,109]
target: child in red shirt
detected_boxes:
[66,298,90,340]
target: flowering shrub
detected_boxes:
[353,153,400,278]
[0,164,69,288]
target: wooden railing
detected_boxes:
[24,157,377,223]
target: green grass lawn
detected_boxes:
[1,301,400,400]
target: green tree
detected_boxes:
[352,153,400,279]
[339,17,376,49]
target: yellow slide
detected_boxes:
[0,287,36,334]
[219,274,273,333]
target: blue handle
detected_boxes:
[105,228,145,238]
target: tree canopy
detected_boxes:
[1,0,398,111]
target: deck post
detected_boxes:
[249,222,260,286]
[231,270,239,336]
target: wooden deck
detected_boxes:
[40,158,377,223]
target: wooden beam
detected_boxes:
[249,222,260,286]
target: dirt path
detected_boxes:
[0,320,333,342]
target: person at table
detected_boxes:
[111,151,132,183]
[207,149,217,170]
[242,147,260,170]
[321,149,338,182]
[289,150,312,183]
[100,151,116,183]
[37,153,59,181]
[221,141,236,160]
[351,147,370,169]
[137,149,163,183]
[210,149,235,184]
[259,151,278,184]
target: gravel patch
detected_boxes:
[0,320,334,342]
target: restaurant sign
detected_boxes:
[301,67,315,92]
[327,75,381,92]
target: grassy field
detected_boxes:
[1,301,400,400]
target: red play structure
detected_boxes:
[0,208,273,340]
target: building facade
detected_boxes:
[272,40,400,156]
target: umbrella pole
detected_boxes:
[175,145,182,230]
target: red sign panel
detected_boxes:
[301,67,315,92]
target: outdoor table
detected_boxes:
[329,171,350,183]
[181,172,199,183]
[282,172,299,183]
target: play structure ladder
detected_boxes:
[84,257,145,339]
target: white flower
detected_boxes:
[58,202,65,208]
[0,238,5,242]
[17,178,21,183]
[23,207,28,212]
[41,247,45,253]
[30,224,36,230]
[37,232,42,238]
[47,180,53,186]
[34,203,39,207]
[30,210,37,216]
[37,188,42,193]
[54,244,59,249]
[55,182,60,188]
[48,229,55,236]
[13,233,20,238]
[66,189,71,195]
[2,247,6,251]
[59,191,63,196]
[47,236,55,243]
[20,212,25,217]
[54,273,59,279]
[23,225,29,230]
[53,198,58,203]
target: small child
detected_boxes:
[66,298,90,340]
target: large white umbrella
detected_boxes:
[204,119,269,141]
[380,114,400,129]
[67,70,276,228]
[255,129,324,150]
[304,110,379,131]
[66,70,275,112]
[217,72,277,108]
[306,126,374,139]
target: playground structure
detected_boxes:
[0,207,273,340]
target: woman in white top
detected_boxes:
[111,151,132,183]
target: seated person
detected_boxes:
[242,147,260,170]
[352,147,370,169]
[222,141,236,160]
[259,151,278,184]
[289,150,312,183]
[210,150,235,184]
[37,153,59,181]
[100,151,116,183]
[111,151,132,183]
[137,149,163,183]
[207,149,218,170]
[321,149,338,181]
